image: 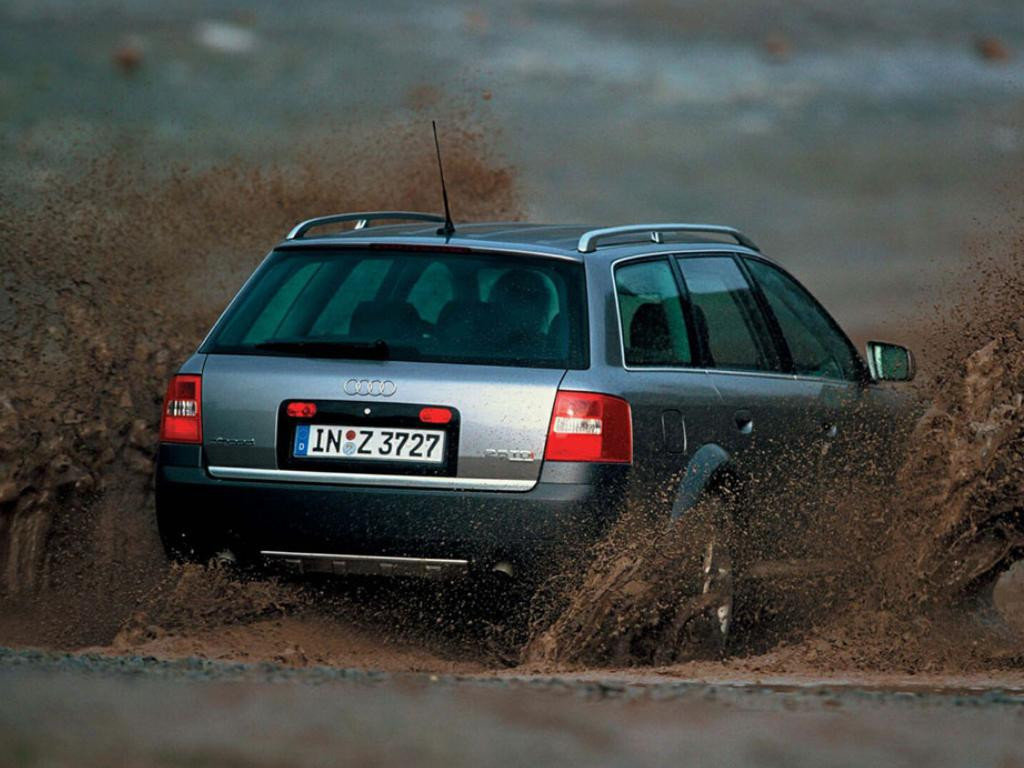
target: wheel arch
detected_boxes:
[669,443,738,521]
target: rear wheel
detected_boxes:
[523,492,737,666]
[693,496,736,653]
[645,493,735,661]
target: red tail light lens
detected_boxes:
[160,374,202,444]
[286,401,318,418]
[544,391,632,463]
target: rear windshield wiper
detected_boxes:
[254,339,390,360]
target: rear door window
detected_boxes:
[744,258,861,381]
[677,256,780,372]
[614,259,692,367]
[208,249,588,369]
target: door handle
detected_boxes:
[734,410,753,435]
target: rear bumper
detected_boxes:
[155,445,628,569]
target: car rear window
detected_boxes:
[205,248,589,369]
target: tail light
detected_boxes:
[160,374,202,444]
[544,390,632,463]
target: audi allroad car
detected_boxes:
[156,212,915,601]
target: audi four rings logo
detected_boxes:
[344,378,396,397]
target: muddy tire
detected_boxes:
[645,494,735,663]
[524,493,736,667]
[689,495,736,657]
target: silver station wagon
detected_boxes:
[156,212,914,624]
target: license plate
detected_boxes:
[292,425,446,464]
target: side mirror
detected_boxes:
[866,341,916,382]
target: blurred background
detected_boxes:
[2,0,1023,339]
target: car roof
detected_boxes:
[275,221,771,264]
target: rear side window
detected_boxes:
[677,256,780,372]
[744,259,860,381]
[614,259,692,367]
[207,249,588,369]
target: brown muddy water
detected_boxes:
[0,125,1022,685]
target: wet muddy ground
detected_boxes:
[2,647,1023,768]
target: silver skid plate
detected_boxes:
[261,550,469,578]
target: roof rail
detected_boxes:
[286,211,446,240]
[577,223,759,253]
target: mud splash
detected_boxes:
[524,493,734,667]
[111,566,517,672]
[885,243,1024,603]
[525,240,1024,673]
[0,115,520,648]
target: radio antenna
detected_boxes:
[432,120,456,238]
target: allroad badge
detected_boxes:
[344,378,396,397]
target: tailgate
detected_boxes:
[201,354,564,486]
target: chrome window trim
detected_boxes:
[208,465,536,492]
[701,368,797,381]
[613,364,858,387]
[708,368,856,385]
